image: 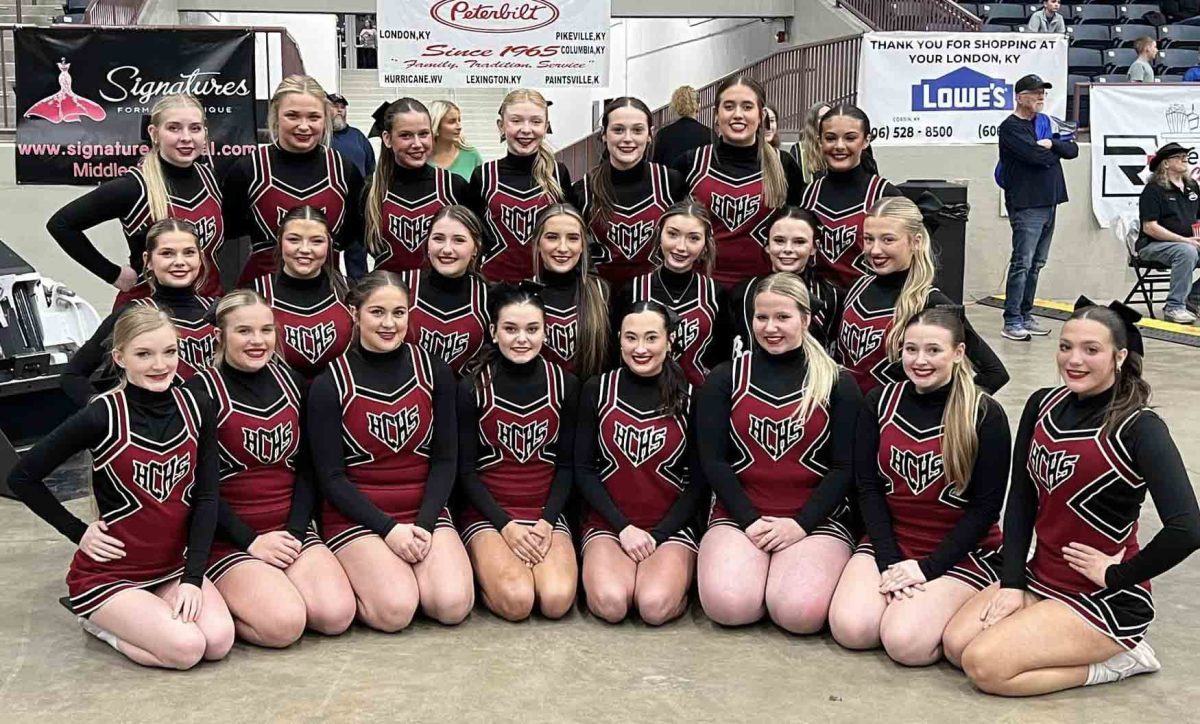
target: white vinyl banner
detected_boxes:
[376,0,610,88]
[1090,84,1200,227]
[856,31,1067,146]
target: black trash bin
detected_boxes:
[897,180,969,305]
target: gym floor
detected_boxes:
[2,306,1198,722]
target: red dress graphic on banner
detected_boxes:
[24,59,107,124]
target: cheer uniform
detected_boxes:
[186,363,323,582]
[617,268,731,386]
[307,344,457,553]
[856,381,1009,589]
[574,161,685,287]
[800,165,902,289]
[538,268,591,374]
[365,163,469,273]
[8,385,218,616]
[254,272,353,383]
[401,269,489,375]
[838,269,1009,395]
[47,160,225,307]
[60,286,217,408]
[675,141,804,287]
[696,348,862,541]
[575,369,706,552]
[1003,386,1200,650]
[729,269,843,356]
[456,356,579,544]
[223,144,363,286]
[470,152,576,283]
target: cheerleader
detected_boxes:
[252,206,353,383]
[402,205,489,374]
[470,89,576,283]
[428,100,484,181]
[362,97,469,274]
[307,271,473,631]
[730,206,843,355]
[696,273,862,632]
[839,196,1008,395]
[531,204,611,380]
[800,104,903,289]
[577,302,706,625]
[616,199,731,386]
[223,75,364,286]
[944,300,1200,696]
[186,291,355,646]
[827,307,1010,666]
[457,283,580,621]
[47,94,224,307]
[8,307,233,669]
[674,75,804,287]
[61,219,217,408]
[574,97,686,287]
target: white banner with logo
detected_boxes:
[856,31,1067,146]
[376,0,609,88]
[1089,84,1200,227]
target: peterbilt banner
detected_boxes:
[856,32,1066,146]
[376,0,610,88]
[15,28,257,185]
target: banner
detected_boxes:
[856,32,1066,146]
[15,28,257,185]
[376,0,609,88]
[1090,84,1200,227]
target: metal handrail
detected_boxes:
[83,0,148,26]
[836,0,983,32]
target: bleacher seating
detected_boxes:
[1157,47,1197,72]
[1158,73,1186,81]
[1068,25,1113,47]
[981,23,1011,31]
[1112,23,1158,45]
[982,5,1029,24]
[1120,3,1163,20]
[1069,47,1108,74]
[1075,5,1120,24]
[1160,24,1200,48]
[1094,72,1133,82]
[1105,47,1140,71]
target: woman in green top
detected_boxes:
[429,100,484,180]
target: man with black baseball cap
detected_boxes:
[996,73,1078,341]
[1136,142,1200,323]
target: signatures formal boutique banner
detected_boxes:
[15,28,257,185]
[377,0,610,88]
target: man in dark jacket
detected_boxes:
[997,74,1078,341]
[651,85,713,166]
[328,93,374,281]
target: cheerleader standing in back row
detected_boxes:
[696,273,862,633]
[362,98,469,274]
[674,75,804,287]
[186,291,355,647]
[307,272,473,631]
[8,307,233,669]
[575,97,686,287]
[839,196,1008,395]
[577,302,707,625]
[457,283,580,621]
[531,204,611,380]
[828,307,1009,666]
[252,206,354,383]
[48,94,225,307]
[470,89,576,283]
[223,75,364,286]
[616,199,731,386]
[730,207,843,355]
[944,300,1200,696]
[801,104,903,290]
[402,205,490,375]
[61,219,217,408]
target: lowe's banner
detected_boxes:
[857,32,1066,146]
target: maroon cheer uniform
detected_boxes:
[255,272,354,383]
[538,268,582,374]
[729,269,843,356]
[625,268,730,386]
[800,165,900,289]
[128,297,218,381]
[368,164,467,273]
[402,269,489,375]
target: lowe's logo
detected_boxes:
[912,67,1012,112]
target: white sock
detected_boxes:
[78,617,122,651]
[1085,662,1120,686]
[1085,641,1161,686]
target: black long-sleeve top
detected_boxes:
[856,382,1010,579]
[456,356,580,529]
[468,150,579,212]
[361,162,472,272]
[307,344,458,534]
[728,268,844,355]
[1002,386,1200,591]
[673,140,807,206]
[573,369,707,544]
[7,384,219,587]
[997,113,1078,210]
[696,347,862,531]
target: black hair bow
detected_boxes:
[1074,296,1144,357]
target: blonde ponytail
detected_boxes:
[866,196,936,362]
[499,89,563,202]
[753,272,838,424]
[143,94,207,222]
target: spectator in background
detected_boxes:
[1161,0,1200,23]
[1129,37,1158,82]
[997,75,1078,341]
[651,85,712,166]
[791,101,830,184]
[763,106,781,149]
[328,93,373,280]
[429,100,484,180]
[1027,0,1066,34]
[1183,52,1200,82]
[357,17,377,70]
[1137,142,1200,323]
